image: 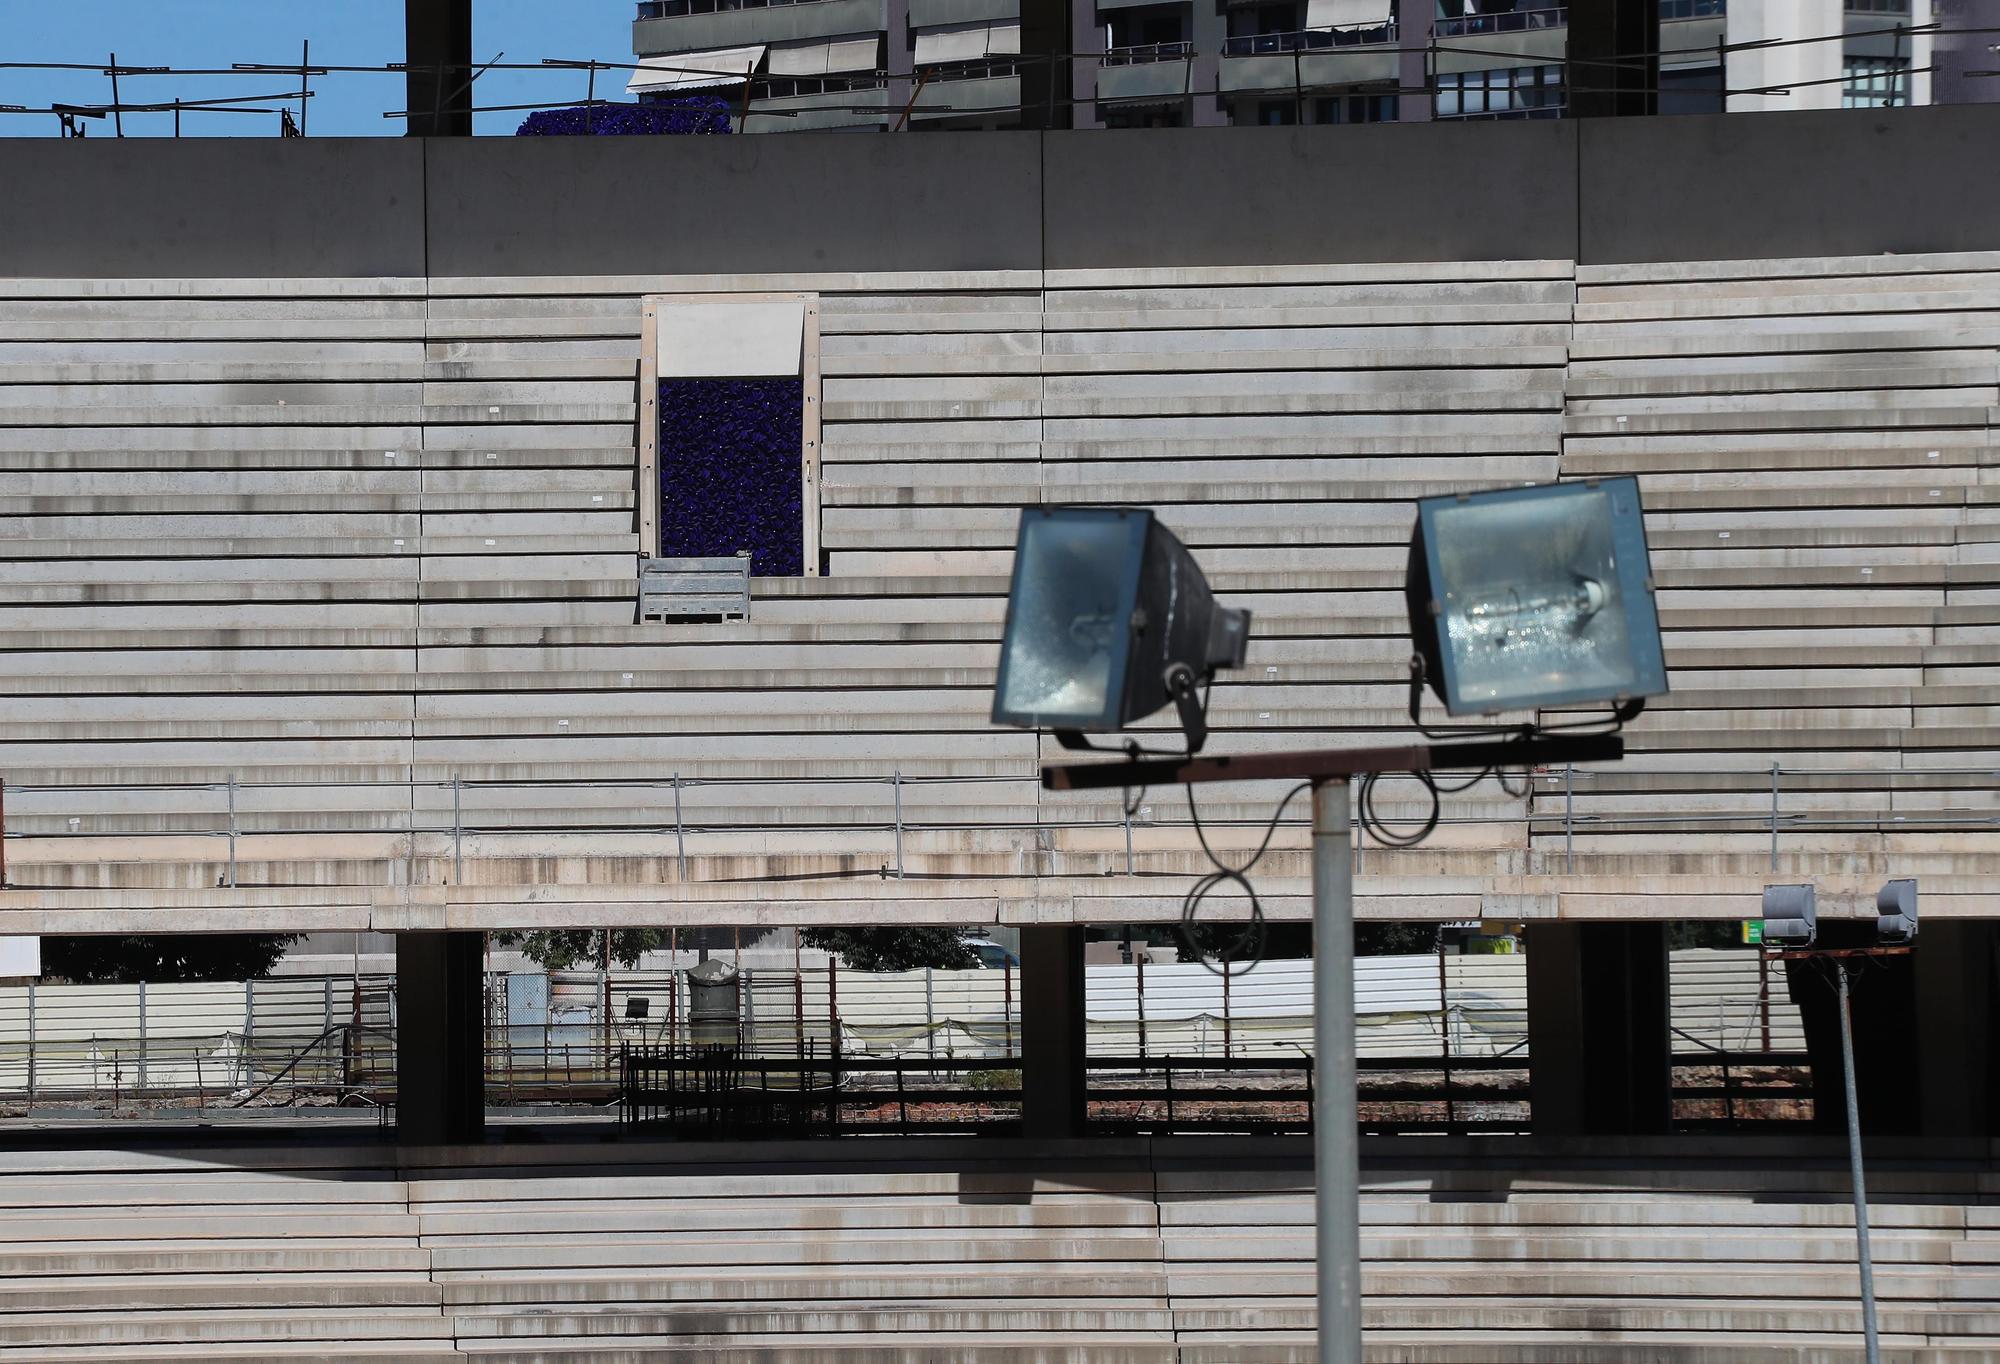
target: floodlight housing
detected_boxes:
[991,506,1250,752]
[1876,878,1918,944]
[1762,883,1817,948]
[1407,476,1667,718]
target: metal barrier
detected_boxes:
[1,764,1992,886]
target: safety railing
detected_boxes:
[1221,19,1396,55]
[1101,41,1194,65]
[0,764,1991,889]
[1433,6,1567,37]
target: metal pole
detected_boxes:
[893,770,904,878]
[1564,763,1574,873]
[1135,935,1148,1061]
[453,775,463,884]
[673,773,686,878]
[26,982,35,1108]
[0,775,8,887]
[138,980,148,1093]
[1770,762,1780,871]
[1312,778,1362,1364]
[226,776,238,888]
[1124,798,1134,875]
[1837,963,1882,1364]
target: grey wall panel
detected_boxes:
[423,133,1044,276]
[1041,122,1579,269]
[0,141,425,280]
[1580,105,2000,265]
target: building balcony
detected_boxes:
[635,0,888,57]
[1097,47,1194,103]
[1432,5,1565,38]
[1219,24,1397,92]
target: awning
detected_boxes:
[912,21,1020,65]
[767,36,881,76]
[627,45,767,93]
[1304,0,1391,29]
[656,299,806,378]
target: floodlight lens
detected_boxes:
[1431,488,1642,712]
[994,511,1145,725]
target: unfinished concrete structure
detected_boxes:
[0,104,1996,1355]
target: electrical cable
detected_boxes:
[1178,778,1310,978]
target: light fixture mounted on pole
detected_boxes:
[987,480,1669,1364]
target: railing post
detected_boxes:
[1564,763,1575,873]
[244,980,255,1088]
[893,770,904,879]
[138,980,148,1093]
[1124,797,1134,875]
[1769,761,1781,871]
[226,776,238,888]
[0,775,8,888]
[1135,938,1148,1061]
[672,772,686,879]
[452,774,463,885]
[25,981,35,1108]
[924,966,935,1061]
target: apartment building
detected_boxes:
[627,0,1959,131]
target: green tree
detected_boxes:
[41,934,299,985]
[490,929,671,970]
[798,927,978,972]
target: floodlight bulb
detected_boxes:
[1458,576,1607,651]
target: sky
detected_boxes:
[0,1,636,137]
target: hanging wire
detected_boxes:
[1179,779,1311,978]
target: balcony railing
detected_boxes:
[1102,40,1194,65]
[638,0,835,18]
[1432,6,1566,38]
[1221,19,1396,56]
[921,58,1021,81]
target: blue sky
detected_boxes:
[0,1,635,136]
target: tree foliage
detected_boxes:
[797,927,979,972]
[490,929,671,971]
[41,935,299,985]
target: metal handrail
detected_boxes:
[1433,6,1567,37]
[1221,20,1396,55]
[1101,41,1193,65]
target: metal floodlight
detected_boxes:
[991,506,1250,753]
[1876,878,1918,944]
[1407,476,1667,718]
[1762,883,1817,948]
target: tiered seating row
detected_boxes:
[0,1142,1996,1360]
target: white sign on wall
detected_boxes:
[0,937,41,978]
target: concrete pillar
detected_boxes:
[885,0,914,127]
[396,931,486,1145]
[1393,0,1431,121]
[1019,926,1086,1138]
[1569,0,1660,118]
[1189,0,1229,126]
[1071,0,1105,129]
[1527,923,1671,1136]
[1782,921,1921,1137]
[1018,0,1073,127]
[1916,922,1996,1138]
[403,0,473,137]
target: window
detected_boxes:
[1843,55,1909,108]
[1256,100,1299,124]
[1314,90,1398,122]
[1435,64,1565,119]
[641,295,822,579]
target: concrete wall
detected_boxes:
[5,105,1998,278]
[0,109,1995,935]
